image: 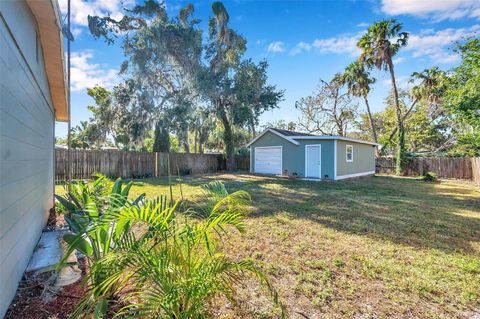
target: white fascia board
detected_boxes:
[246,128,300,147]
[292,135,379,146]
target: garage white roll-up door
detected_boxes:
[254,146,282,175]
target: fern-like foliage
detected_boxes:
[59,179,284,318]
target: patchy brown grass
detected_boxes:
[56,174,480,318]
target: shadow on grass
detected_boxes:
[135,174,480,255]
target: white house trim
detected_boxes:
[253,146,283,176]
[305,144,322,179]
[333,140,337,180]
[336,171,376,180]
[346,144,353,162]
[291,135,379,146]
[249,146,253,173]
[246,129,300,147]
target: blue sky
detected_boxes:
[55,0,480,137]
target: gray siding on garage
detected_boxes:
[249,131,335,179]
[0,2,55,317]
[336,140,376,178]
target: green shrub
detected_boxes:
[422,171,438,182]
[59,179,284,318]
[55,173,114,213]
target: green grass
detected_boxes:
[55,174,480,318]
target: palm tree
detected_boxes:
[410,67,445,107]
[381,67,446,153]
[357,19,409,175]
[342,61,377,149]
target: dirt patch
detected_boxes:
[5,258,86,319]
[45,207,68,231]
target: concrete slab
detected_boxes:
[26,231,66,273]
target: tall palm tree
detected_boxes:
[381,67,447,153]
[357,19,409,175]
[410,67,445,107]
[342,61,377,148]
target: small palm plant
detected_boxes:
[56,177,145,317]
[55,173,114,213]
[60,179,284,318]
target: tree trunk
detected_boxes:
[388,59,406,175]
[218,103,236,170]
[250,118,256,137]
[380,96,419,156]
[198,128,206,154]
[363,95,379,157]
[181,126,190,153]
[194,129,198,154]
[153,119,170,153]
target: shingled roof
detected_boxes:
[246,127,379,147]
[269,128,315,136]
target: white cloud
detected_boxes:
[392,57,405,64]
[71,27,83,38]
[288,25,478,65]
[288,32,363,57]
[381,0,480,21]
[311,32,362,56]
[406,25,480,64]
[267,41,285,53]
[58,0,134,27]
[357,22,370,28]
[289,41,311,56]
[70,50,119,92]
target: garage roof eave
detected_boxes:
[292,136,379,146]
[246,128,301,147]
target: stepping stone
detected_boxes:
[26,230,82,286]
[26,231,66,273]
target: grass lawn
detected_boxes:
[55,174,480,318]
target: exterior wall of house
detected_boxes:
[336,140,376,179]
[0,1,55,317]
[249,131,335,179]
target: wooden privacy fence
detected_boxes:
[234,155,250,171]
[55,149,249,180]
[471,157,480,188]
[375,157,396,174]
[376,157,479,180]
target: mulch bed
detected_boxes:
[5,258,87,319]
[5,209,86,319]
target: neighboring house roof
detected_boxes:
[246,128,379,147]
[26,0,68,122]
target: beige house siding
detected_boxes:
[336,140,376,178]
[0,1,55,317]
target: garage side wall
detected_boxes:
[0,2,55,317]
[249,132,335,178]
[250,131,300,175]
[336,140,376,178]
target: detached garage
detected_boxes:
[254,146,283,175]
[247,128,378,180]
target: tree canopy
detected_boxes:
[83,1,283,162]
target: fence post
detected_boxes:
[155,152,158,177]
